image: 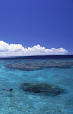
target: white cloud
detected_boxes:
[0,41,68,57]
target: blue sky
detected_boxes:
[0,0,73,54]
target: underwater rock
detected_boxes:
[5,60,73,71]
[9,88,13,92]
[21,83,66,96]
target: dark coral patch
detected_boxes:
[21,83,66,96]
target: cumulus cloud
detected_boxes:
[0,41,68,57]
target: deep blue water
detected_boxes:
[0,58,73,114]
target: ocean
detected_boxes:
[0,56,73,114]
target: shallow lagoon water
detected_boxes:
[0,58,73,114]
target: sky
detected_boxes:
[0,0,73,56]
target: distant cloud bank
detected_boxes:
[0,41,68,57]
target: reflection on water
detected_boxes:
[0,58,73,114]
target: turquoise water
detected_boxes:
[0,59,73,114]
